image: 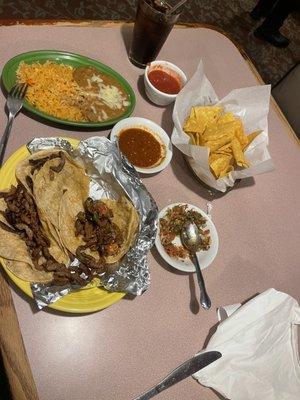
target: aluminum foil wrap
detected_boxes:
[29,137,158,309]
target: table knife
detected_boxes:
[132,350,221,400]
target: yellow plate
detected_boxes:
[0,138,125,313]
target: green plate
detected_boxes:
[1,50,136,128]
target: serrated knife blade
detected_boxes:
[132,350,222,400]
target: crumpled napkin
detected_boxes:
[193,289,300,400]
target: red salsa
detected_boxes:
[148,69,181,95]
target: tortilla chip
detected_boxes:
[216,112,235,124]
[243,130,262,150]
[209,153,221,163]
[205,135,234,152]
[215,142,233,156]
[231,137,250,168]
[204,133,233,147]
[185,131,196,145]
[196,132,203,146]
[183,105,258,179]
[210,154,233,179]
[204,119,247,148]
[233,119,248,148]
[219,165,234,178]
[183,106,223,134]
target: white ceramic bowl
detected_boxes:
[144,60,187,106]
[110,117,173,174]
[155,203,219,273]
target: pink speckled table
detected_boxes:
[0,22,299,400]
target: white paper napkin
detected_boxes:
[193,289,300,399]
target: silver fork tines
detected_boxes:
[6,83,28,113]
[12,83,27,98]
[0,83,28,166]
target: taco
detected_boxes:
[0,196,53,283]
[59,194,139,264]
[0,148,139,287]
[30,149,90,240]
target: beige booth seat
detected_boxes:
[272,64,300,138]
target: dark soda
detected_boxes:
[129,0,180,68]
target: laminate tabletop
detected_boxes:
[0,22,299,400]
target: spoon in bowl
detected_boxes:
[181,221,211,310]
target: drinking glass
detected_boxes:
[129,0,181,68]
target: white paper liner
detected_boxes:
[172,60,275,192]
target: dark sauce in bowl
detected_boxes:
[118,127,165,168]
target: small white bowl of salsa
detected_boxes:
[144,60,187,106]
[110,117,173,174]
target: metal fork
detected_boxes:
[0,83,28,166]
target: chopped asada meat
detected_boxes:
[75,198,124,263]
[50,151,66,173]
[29,151,65,178]
[15,223,34,240]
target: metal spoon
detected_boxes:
[181,221,211,310]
